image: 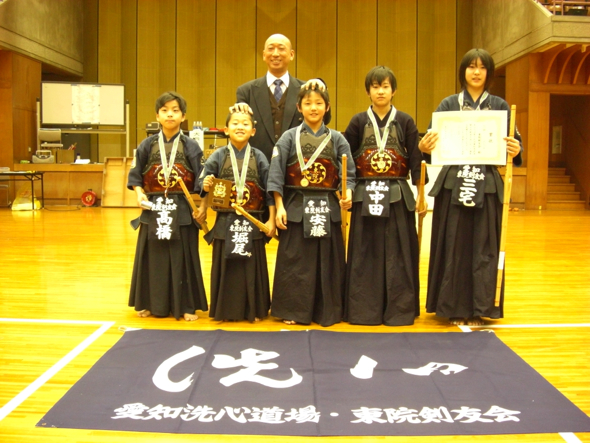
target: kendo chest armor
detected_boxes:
[213,150,265,213]
[354,120,409,179]
[142,139,195,194]
[285,130,339,190]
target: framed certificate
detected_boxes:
[430,110,508,165]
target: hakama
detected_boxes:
[345,199,420,325]
[271,221,345,327]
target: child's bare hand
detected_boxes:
[276,206,288,230]
[135,188,148,208]
[504,136,520,158]
[339,189,352,211]
[264,218,276,238]
[416,194,428,216]
[203,174,215,192]
[194,205,207,224]
[419,131,438,154]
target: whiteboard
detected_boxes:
[41,82,125,126]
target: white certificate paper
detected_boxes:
[431,110,507,165]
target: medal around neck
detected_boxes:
[295,125,331,187]
[367,105,397,154]
[227,143,251,206]
[157,131,181,192]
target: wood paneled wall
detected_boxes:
[505,50,590,210]
[417,0,457,130]
[178,0,216,131]
[97,0,137,161]
[87,0,467,157]
[562,96,590,208]
[216,0,257,129]
[0,51,41,167]
[505,55,530,170]
[0,51,14,168]
[296,0,337,120]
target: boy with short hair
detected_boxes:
[200,110,276,322]
[344,66,426,326]
[127,91,208,321]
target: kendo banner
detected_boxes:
[37,330,590,436]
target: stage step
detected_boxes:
[548,167,566,176]
[547,183,576,192]
[546,200,586,210]
[548,175,572,184]
[547,191,581,201]
[546,168,586,211]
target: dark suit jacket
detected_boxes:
[236,74,304,160]
[236,74,331,160]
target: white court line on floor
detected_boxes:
[457,323,589,442]
[0,318,115,422]
[467,323,590,329]
[0,318,111,325]
[560,432,582,443]
[459,323,590,333]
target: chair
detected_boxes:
[38,128,63,150]
[0,167,11,207]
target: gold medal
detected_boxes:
[300,177,309,187]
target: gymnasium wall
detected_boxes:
[83,0,472,159]
[1,0,473,161]
[0,0,83,75]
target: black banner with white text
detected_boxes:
[38,330,590,436]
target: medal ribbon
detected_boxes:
[366,105,397,154]
[295,125,332,173]
[157,131,181,187]
[227,142,252,205]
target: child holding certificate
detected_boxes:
[343,66,426,326]
[267,87,355,327]
[419,48,523,326]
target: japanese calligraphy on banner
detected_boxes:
[37,330,590,437]
[431,110,508,165]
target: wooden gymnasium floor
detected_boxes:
[0,205,589,443]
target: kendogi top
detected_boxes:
[345,106,423,212]
[134,132,198,195]
[355,105,409,179]
[267,122,356,223]
[202,143,273,213]
[424,91,523,207]
[200,143,274,241]
[127,131,203,228]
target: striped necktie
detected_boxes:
[273,79,283,102]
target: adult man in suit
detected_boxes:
[234,34,328,160]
